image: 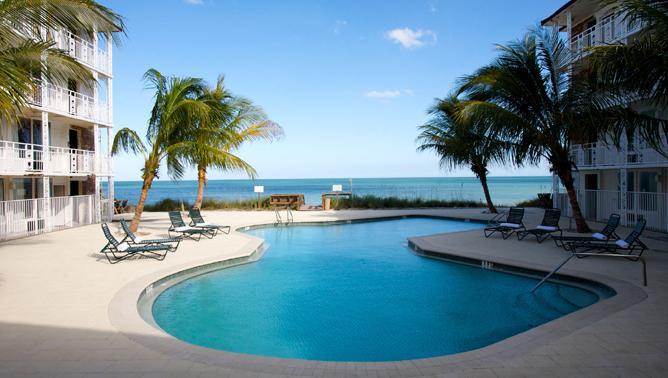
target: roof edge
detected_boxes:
[541,0,580,26]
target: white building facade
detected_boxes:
[0,26,115,240]
[543,0,668,233]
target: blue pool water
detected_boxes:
[152,217,608,362]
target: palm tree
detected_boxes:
[417,95,513,213]
[0,0,124,123]
[186,75,284,209]
[458,27,657,232]
[587,0,668,151]
[112,69,213,232]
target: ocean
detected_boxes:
[108,176,553,206]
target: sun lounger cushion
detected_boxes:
[592,232,607,240]
[175,226,196,232]
[536,225,558,231]
[117,242,130,252]
[616,240,630,248]
[195,222,212,226]
[500,223,521,228]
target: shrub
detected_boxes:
[331,195,484,210]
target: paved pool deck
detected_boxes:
[0,208,667,377]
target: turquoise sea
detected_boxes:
[110,176,552,206]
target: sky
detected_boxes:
[106,0,565,181]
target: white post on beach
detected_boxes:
[332,184,342,205]
[254,185,264,210]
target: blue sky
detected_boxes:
[107,0,564,181]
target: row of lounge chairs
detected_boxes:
[484,207,563,243]
[100,208,230,264]
[484,207,648,256]
[484,207,649,285]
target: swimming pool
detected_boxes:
[151,217,611,362]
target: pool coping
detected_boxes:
[108,214,648,376]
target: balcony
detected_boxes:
[28,80,111,125]
[570,143,668,169]
[570,12,644,57]
[53,30,111,75]
[0,140,112,176]
[9,22,111,75]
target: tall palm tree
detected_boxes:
[0,0,124,122]
[588,0,668,151]
[112,69,213,232]
[417,95,513,213]
[186,75,284,209]
[458,27,657,232]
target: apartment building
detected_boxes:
[0,25,116,240]
[543,0,668,232]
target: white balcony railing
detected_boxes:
[9,22,111,75]
[0,140,111,176]
[53,30,111,74]
[571,143,668,169]
[570,12,644,57]
[554,190,668,233]
[28,80,111,125]
[0,194,108,241]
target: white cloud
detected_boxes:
[385,28,437,49]
[184,0,203,5]
[428,0,438,13]
[334,20,347,35]
[364,89,414,99]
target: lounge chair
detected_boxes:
[517,208,562,243]
[120,219,181,252]
[566,218,648,258]
[483,207,526,239]
[552,213,621,250]
[189,208,231,235]
[99,223,169,264]
[168,211,214,241]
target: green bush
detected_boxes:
[143,197,271,211]
[516,193,552,208]
[331,195,484,210]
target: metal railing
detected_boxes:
[570,12,644,57]
[571,143,668,169]
[0,195,101,241]
[554,190,668,233]
[54,30,110,74]
[9,21,111,74]
[28,80,111,124]
[0,140,110,176]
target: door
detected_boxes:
[69,180,80,196]
[584,174,599,220]
[67,79,77,115]
[637,171,659,229]
[69,129,79,173]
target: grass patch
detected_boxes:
[143,197,271,211]
[330,195,484,210]
[515,193,552,208]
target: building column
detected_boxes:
[620,168,628,225]
[108,177,115,221]
[552,174,560,209]
[93,124,101,222]
[40,112,51,232]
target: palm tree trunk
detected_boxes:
[478,172,498,214]
[558,168,591,233]
[194,164,206,209]
[129,173,154,232]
